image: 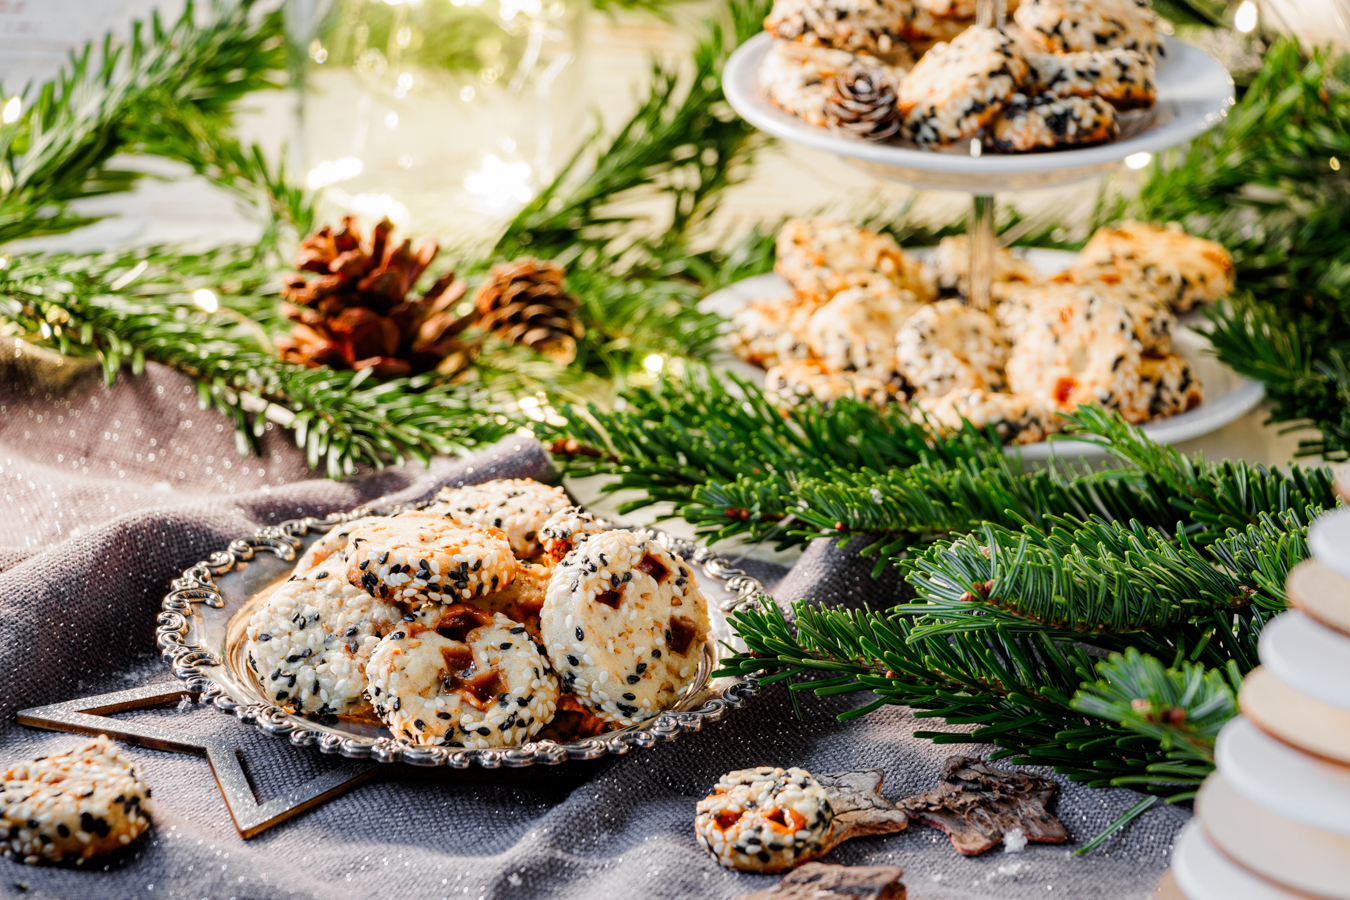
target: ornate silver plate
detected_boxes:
[156,501,764,769]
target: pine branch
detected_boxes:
[0,251,512,476]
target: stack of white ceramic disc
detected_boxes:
[1163,471,1350,900]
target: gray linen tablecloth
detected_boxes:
[0,348,1186,899]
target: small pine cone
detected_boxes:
[473,258,584,364]
[824,69,902,143]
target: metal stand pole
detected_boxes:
[967,0,1005,312]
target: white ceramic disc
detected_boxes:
[1240,666,1350,768]
[1216,716,1350,837]
[1309,507,1350,580]
[1287,559,1350,640]
[1171,820,1301,900]
[698,259,1265,460]
[1198,774,1350,899]
[723,33,1235,192]
[1258,611,1350,712]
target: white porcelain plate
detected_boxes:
[699,250,1265,460]
[723,33,1235,192]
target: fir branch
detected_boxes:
[0,251,512,475]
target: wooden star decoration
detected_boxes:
[16,681,375,839]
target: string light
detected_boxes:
[1125,152,1152,170]
[1234,0,1258,33]
[642,354,665,373]
[192,289,219,313]
[2,97,20,124]
[306,156,363,190]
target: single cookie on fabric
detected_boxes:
[765,0,916,56]
[365,604,559,748]
[996,281,1173,353]
[897,26,1029,146]
[428,478,570,558]
[293,515,385,575]
[915,387,1063,444]
[1005,288,1147,418]
[1132,353,1203,421]
[695,767,834,873]
[1058,220,1234,312]
[539,508,611,565]
[246,554,406,716]
[541,530,711,727]
[345,511,518,607]
[729,295,815,368]
[895,299,1010,397]
[1,736,152,865]
[758,39,911,129]
[805,284,923,372]
[1024,48,1155,109]
[1013,0,1164,58]
[987,92,1117,152]
[929,235,1041,301]
[765,360,898,410]
[775,218,933,306]
[469,561,551,639]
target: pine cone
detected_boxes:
[824,69,902,143]
[473,258,584,364]
[275,216,475,377]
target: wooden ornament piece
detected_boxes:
[1287,559,1350,639]
[731,863,906,900]
[1197,774,1350,900]
[1152,870,1187,900]
[897,756,1067,856]
[1240,666,1350,768]
[814,769,909,854]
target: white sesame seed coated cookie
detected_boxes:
[805,284,923,372]
[929,235,1042,300]
[1,736,152,865]
[775,218,933,306]
[897,26,1029,146]
[428,478,570,558]
[764,360,897,410]
[1023,47,1155,109]
[469,561,551,639]
[895,299,1010,397]
[996,281,1174,353]
[915,387,1063,444]
[345,511,519,607]
[1131,353,1203,422]
[246,554,406,716]
[539,508,612,565]
[1060,221,1235,312]
[365,605,559,748]
[987,92,1118,153]
[694,767,834,873]
[1013,0,1164,58]
[764,0,915,56]
[758,40,910,129]
[541,530,711,727]
[729,295,815,369]
[293,515,384,575]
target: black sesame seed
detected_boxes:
[635,662,647,674]
[378,551,389,564]
[627,675,640,684]
[576,627,584,641]
[566,655,579,666]
[258,633,271,642]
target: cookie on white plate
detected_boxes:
[758,39,911,129]
[805,283,923,373]
[765,0,915,56]
[897,25,1029,146]
[775,218,933,305]
[1023,47,1156,109]
[987,93,1118,153]
[915,386,1063,444]
[764,359,898,410]
[929,235,1041,301]
[729,295,815,369]
[895,299,1010,396]
[1013,0,1165,58]
[1057,220,1235,312]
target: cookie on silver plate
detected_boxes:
[1,736,152,865]
[695,767,834,873]
[987,92,1117,153]
[345,511,518,606]
[541,530,711,727]
[897,25,1029,146]
[539,508,611,565]
[365,605,559,748]
[293,515,384,575]
[247,554,405,715]
[429,478,570,558]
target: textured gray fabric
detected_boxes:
[0,355,1185,899]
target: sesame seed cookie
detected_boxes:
[915,387,1063,444]
[764,0,915,56]
[1059,221,1235,312]
[541,530,711,728]
[293,515,384,575]
[345,511,519,607]
[695,767,834,873]
[929,235,1042,301]
[895,299,1011,396]
[469,561,551,639]
[805,284,923,372]
[539,508,612,565]
[246,554,405,716]
[775,218,933,306]
[758,39,910,129]
[428,478,570,558]
[1132,353,1203,422]
[365,605,559,748]
[1024,48,1156,109]
[987,92,1118,153]
[1013,0,1164,58]
[764,360,897,410]
[729,295,815,369]
[897,26,1029,146]
[1,736,152,865]
[996,281,1174,354]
